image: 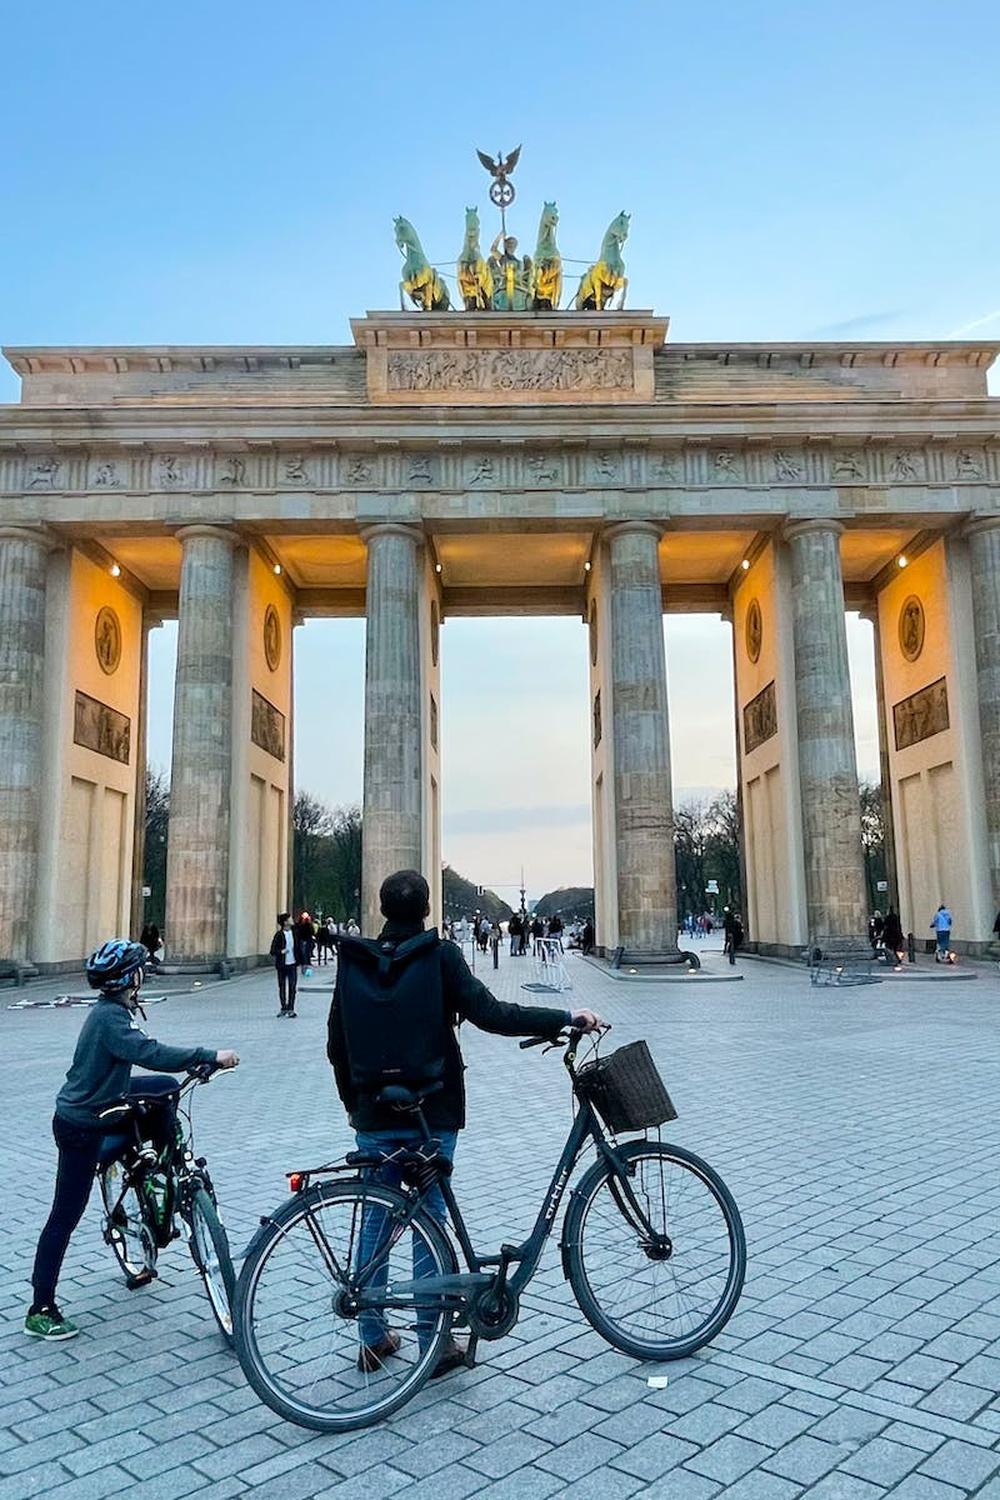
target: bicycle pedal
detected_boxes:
[125,1269,157,1290]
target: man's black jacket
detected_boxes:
[327,920,570,1132]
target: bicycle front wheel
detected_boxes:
[564,1140,745,1361]
[234,1180,456,1432]
[98,1161,157,1285]
[188,1187,236,1344]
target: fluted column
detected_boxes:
[606,521,678,955]
[361,524,424,934]
[165,526,236,963]
[785,520,867,940]
[0,527,51,965]
[967,518,1000,911]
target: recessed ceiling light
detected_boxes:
[109,562,121,577]
[740,558,750,571]
[435,562,442,574]
[584,560,592,572]
[897,554,908,568]
[273,563,282,575]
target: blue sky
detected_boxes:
[5,1,997,893]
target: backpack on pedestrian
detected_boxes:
[333,929,447,1097]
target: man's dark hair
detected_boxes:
[277,912,290,926]
[380,869,430,924]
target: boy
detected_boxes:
[25,938,239,1341]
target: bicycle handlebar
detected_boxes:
[519,1027,585,1051]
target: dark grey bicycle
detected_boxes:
[233,1030,746,1431]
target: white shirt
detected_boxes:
[282,930,295,966]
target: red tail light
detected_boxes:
[288,1172,304,1193]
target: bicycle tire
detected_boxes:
[234,1180,456,1432]
[98,1160,158,1285]
[187,1186,236,1345]
[564,1139,745,1361]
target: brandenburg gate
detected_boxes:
[1,311,999,971]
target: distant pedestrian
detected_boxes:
[882,908,905,968]
[930,904,953,962]
[547,915,564,948]
[139,923,161,970]
[581,918,595,956]
[508,912,522,955]
[993,910,1000,944]
[270,913,298,1017]
[296,912,316,973]
[722,908,743,965]
[868,910,884,953]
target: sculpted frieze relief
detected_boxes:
[2,441,1000,496]
[385,347,634,394]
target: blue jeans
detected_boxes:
[935,929,950,957]
[354,1128,457,1348]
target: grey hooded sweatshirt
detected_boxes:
[55,994,216,1128]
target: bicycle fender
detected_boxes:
[237,1179,364,1260]
[558,1140,657,1280]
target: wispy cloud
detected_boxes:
[812,309,906,337]
[444,804,590,836]
[946,308,1000,338]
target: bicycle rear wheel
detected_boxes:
[234,1180,455,1432]
[98,1160,157,1285]
[188,1186,236,1344]
[564,1140,745,1360]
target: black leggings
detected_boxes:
[277,964,297,1011]
[31,1078,178,1311]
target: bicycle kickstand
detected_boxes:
[464,1332,479,1369]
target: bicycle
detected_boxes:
[233,1030,746,1431]
[96,1062,236,1343]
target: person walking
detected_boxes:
[296,912,316,973]
[868,910,884,953]
[326,870,606,1379]
[25,939,238,1341]
[507,912,522,956]
[882,907,905,968]
[930,904,953,962]
[722,907,743,965]
[581,918,595,956]
[270,913,298,1017]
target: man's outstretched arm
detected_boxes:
[442,945,604,1037]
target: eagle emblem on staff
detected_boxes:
[477,145,521,209]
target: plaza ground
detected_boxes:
[2,948,1000,1499]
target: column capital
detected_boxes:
[359,522,425,547]
[604,520,664,545]
[963,514,1000,540]
[174,524,240,547]
[0,524,59,552]
[782,518,845,544]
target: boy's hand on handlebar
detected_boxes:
[570,1010,608,1034]
[215,1049,240,1069]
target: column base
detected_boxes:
[607,946,701,970]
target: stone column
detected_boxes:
[784,520,867,940]
[606,521,678,956]
[165,526,236,963]
[860,603,899,913]
[361,524,425,934]
[0,527,51,966]
[967,518,1000,913]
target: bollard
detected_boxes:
[492,939,499,970]
[907,932,916,964]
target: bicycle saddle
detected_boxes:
[375,1081,443,1110]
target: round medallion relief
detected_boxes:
[589,599,598,665]
[430,600,440,668]
[95,606,122,675]
[898,595,925,662]
[263,604,282,672]
[745,598,763,664]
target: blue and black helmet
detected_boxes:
[85,939,150,993]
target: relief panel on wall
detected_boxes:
[74,691,131,765]
[892,678,949,752]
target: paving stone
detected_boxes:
[732,1402,817,1448]
[684,1436,773,1484]
[710,1473,801,1500]
[464,1433,551,1479]
[801,1475,884,1500]
[609,1432,698,1481]
[881,1477,965,1500]
[918,1438,1000,1490]
[764,1435,849,1485]
[809,1408,889,1444]
[535,1433,624,1481]
[839,1437,923,1486]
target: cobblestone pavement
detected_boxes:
[3,948,1000,1499]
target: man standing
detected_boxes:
[269,913,298,1018]
[327,870,605,1378]
[930,904,953,962]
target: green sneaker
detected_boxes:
[24,1306,79,1341]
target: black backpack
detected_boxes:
[334,929,447,1096]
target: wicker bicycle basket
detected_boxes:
[575,1040,678,1133]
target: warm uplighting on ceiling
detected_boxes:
[109,562,121,577]
[897,554,908,569]
[273,563,282,575]
[740,558,750,571]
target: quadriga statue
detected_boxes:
[457,207,493,311]
[575,211,630,311]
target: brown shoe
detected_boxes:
[357,1330,401,1373]
[430,1337,469,1379]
